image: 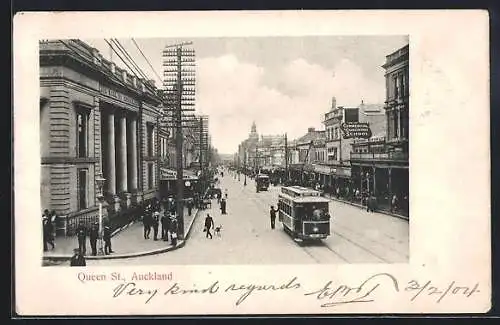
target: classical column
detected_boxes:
[118,113,128,193]
[106,112,116,195]
[397,108,402,140]
[128,116,138,191]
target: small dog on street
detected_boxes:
[214,225,223,237]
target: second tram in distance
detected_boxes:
[278,186,331,242]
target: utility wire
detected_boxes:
[131,38,162,83]
[109,39,149,82]
[104,39,157,94]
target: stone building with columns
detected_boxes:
[39,39,163,225]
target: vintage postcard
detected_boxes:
[13,10,490,315]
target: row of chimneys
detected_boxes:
[329,96,366,111]
[91,47,156,92]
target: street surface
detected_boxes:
[89,171,408,265]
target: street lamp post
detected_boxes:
[244,150,247,186]
[95,173,106,256]
[365,172,370,195]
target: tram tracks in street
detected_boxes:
[333,223,408,261]
[242,183,352,264]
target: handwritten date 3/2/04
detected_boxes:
[405,280,480,303]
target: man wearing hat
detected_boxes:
[104,224,114,255]
[269,205,279,230]
[152,211,160,241]
[89,222,99,256]
[70,248,86,267]
[75,221,87,256]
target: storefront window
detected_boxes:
[76,111,89,158]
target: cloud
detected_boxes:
[196,54,386,154]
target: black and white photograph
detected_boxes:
[39,36,410,266]
[14,11,489,315]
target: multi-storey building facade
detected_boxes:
[350,44,409,215]
[288,127,325,185]
[40,39,163,226]
[237,122,260,173]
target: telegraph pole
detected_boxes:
[163,42,196,240]
[244,150,247,186]
[175,47,184,238]
[199,116,203,192]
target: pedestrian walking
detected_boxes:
[187,199,193,216]
[104,224,114,255]
[46,217,55,250]
[42,209,50,251]
[50,210,57,240]
[75,221,87,256]
[168,197,176,215]
[152,211,160,241]
[70,248,86,267]
[143,208,152,239]
[169,216,178,245]
[220,198,227,215]
[89,222,99,256]
[43,211,55,250]
[204,214,214,239]
[270,206,279,229]
[161,213,170,241]
[366,193,377,213]
[224,188,228,199]
[390,194,398,213]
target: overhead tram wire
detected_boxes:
[131,38,162,83]
[104,39,157,94]
[110,39,150,82]
[107,39,149,83]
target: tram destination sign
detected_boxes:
[340,122,372,139]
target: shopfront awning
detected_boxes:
[160,168,199,181]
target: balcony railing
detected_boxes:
[350,151,408,161]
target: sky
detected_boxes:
[85,36,408,155]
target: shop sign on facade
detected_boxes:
[341,122,372,139]
[313,164,332,175]
[335,167,352,177]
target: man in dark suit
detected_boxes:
[104,224,114,255]
[161,213,170,241]
[89,222,99,256]
[75,221,87,256]
[152,212,160,241]
[269,206,279,229]
[70,248,86,266]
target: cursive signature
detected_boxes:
[304,273,400,308]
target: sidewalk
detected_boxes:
[43,206,200,262]
[322,193,409,221]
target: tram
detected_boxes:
[278,186,331,241]
[255,174,270,192]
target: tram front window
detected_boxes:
[303,203,329,220]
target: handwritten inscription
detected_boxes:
[304,273,399,307]
[105,273,482,308]
[405,280,480,304]
[225,277,301,306]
